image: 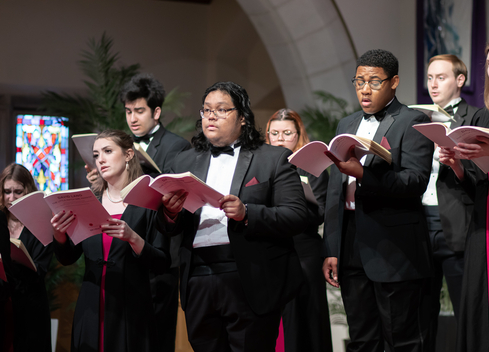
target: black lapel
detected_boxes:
[193,151,211,182]
[146,127,166,159]
[364,98,399,167]
[451,100,468,129]
[230,149,253,196]
[191,150,211,229]
[345,112,363,134]
[341,112,362,183]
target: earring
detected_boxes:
[126,161,129,170]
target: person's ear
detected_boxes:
[390,75,400,90]
[153,107,161,122]
[125,148,135,162]
[456,74,465,88]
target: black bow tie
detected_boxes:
[444,103,459,117]
[210,145,235,157]
[132,132,155,144]
[364,106,388,121]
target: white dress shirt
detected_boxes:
[421,97,460,206]
[345,116,381,210]
[138,124,160,151]
[345,98,394,210]
[193,144,241,248]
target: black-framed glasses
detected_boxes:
[200,108,237,119]
[351,77,392,90]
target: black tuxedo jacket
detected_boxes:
[324,97,434,282]
[144,126,190,267]
[143,126,191,176]
[436,99,480,252]
[168,144,307,315]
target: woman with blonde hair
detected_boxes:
[266,109,333,352]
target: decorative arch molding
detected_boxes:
[236,0,358,111]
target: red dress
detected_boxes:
[99,214,121,352]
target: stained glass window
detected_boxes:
[16,115,69,193]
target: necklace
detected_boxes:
[106,188,123,203]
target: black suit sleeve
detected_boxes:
[359,112,433,198]
[234,149,308,238]
[161,139,192,174]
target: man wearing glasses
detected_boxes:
[323,49,434,351]
[159,81,307,352]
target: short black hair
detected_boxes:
[120,73,165,114]
[356,49,399,78]
[192,81,265,151]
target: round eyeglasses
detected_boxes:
[351,77,392,90]
[268,130,298,141]
[200,108,237,119]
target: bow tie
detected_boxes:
[443,103,459,117]
[363,107,388,121]
[210,144,237,157]
[210,142,241,158]
[132,132,155,144]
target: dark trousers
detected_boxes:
[340,211,430,352]
[185,271,281,352]
[424,206,464,352]
[282,234,333,352]
[150,267,179,352]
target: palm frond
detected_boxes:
[39,32,141,134]
[162,87,191,116]
[165,115,196,136]
[300,90,359,144]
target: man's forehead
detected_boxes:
[125,98,149,109]
[355,66,387,77]
[204,90,233,105]
[427,60,455,76]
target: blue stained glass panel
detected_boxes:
[15,115,69,193]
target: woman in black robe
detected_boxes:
[0,163,53,352]
[266,109,333,352]
[52,130,171,352]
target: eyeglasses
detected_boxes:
[351,77,392,90]
[200,108,237,119]
[268,130,297,141]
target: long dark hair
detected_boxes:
[191,81,265,151]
